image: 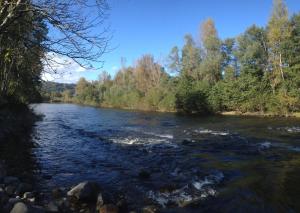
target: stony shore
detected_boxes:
[0,106,159,213]
[0,160,160,213]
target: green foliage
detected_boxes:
[0,1,47,106]
[235,25,268,78]
[175,76,210,114]
[45,0,300,116]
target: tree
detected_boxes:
[267,0,291,93]
[168,46,181,74]
[0,0,109,68]
[281,13,300,111]
[199,19,222,84]
[221,38,236,74]
[235,25,268,78]
[0,1,47,104]
[0,0,109,105]
[134,54,166,94]
[181,34,201,79]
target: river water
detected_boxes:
[31,103,300,212]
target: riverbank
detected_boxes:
[0,106,116,213]
[221,111,300,118]
[0,105,158,213]
[42,100,300,117]
[0,105,39,142]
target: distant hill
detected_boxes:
[41,81,76,102]
[42,81,76,94]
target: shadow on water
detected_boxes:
[0,118,40,186]
[29,103,300,212]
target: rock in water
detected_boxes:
[99,204,119,213]
[96,193,104,210]
[67,181,100,202]
[10,202,28,213]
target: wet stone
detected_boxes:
[10,202,28,213]
[23,192,34,199]
[67,181,100,202]
[142,205,159,213]
[96,193,104,210]
[99,204,119,213]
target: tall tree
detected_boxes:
[235,25,268,78]
[168,46,181,74]
[181,34,201,79]
[134,55,166,94]
[199,18,222,84]
[267,0,291,93]
[0,1,47,103]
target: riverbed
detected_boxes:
[30,103,300,212]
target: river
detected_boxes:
[30,103,300,212]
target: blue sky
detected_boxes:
[50,0,300,83]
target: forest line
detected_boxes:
[44,0,300,116]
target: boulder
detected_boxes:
[10,202,28,213]
[99,204,119,213]
[67,181,100,202]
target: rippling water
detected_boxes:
[31,103,300,212]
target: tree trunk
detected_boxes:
[279,53,284,81]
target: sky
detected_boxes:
[47,0,300,83]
